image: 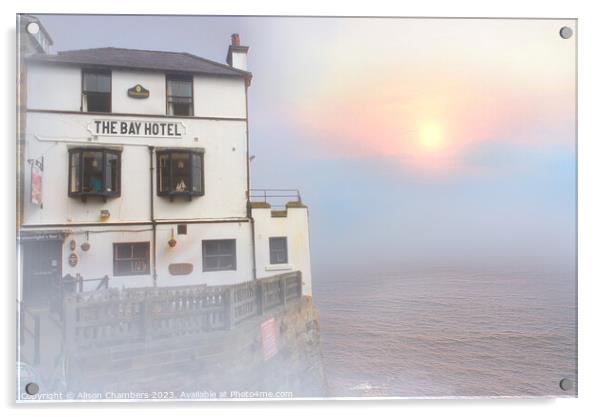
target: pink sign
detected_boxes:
[31,159,43,206]
[260,317,278,361]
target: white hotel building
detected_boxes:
[17,17,313,309]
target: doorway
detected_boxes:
[21,239,62,308]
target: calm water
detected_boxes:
[313,266,577,397]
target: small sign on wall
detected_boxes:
[260,317,278,361]
[127,84,150,99]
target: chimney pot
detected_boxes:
[231,33,240,46]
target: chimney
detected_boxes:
[226,33,249,71]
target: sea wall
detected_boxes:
[64,295,328,399]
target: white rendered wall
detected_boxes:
[23,111,248,225]
[252,207,313,296]
[59,226,154,289]
[194,76,247,119]
[30,222,254,289]
[25,64,247,118]
[27,63,82,111]
[111,69,167,114]
[155,222,254,287]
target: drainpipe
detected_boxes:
[245,83,257,281]
[149,146,157,286]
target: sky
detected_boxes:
[32,15,577,276]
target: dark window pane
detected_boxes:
[84,72,111,93]
[202,239,236,271]
[132,244,147,259]
[158,153,170,193]
[82,151,103,192]
[171,153,190,192]
[85,92,111,112]
[105,153,119,193]
[167,76,193,116]
[115,244,131,259]
[269,237,288,264]
[113,242,150,276]
[167,78,192,97]
[83,71,111,112]
[169,102,192,116]
[191,153,202,193]
[204,257,219,270]
[70,151,80,193]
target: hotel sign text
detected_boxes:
[88,120,186,138]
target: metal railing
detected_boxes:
[249,189,301,209]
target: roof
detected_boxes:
[27,47,252,81]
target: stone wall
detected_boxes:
[65,296,328,399]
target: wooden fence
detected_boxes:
[63,272,302,352]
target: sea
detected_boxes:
[313,265,577,398]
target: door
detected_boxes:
[22,240,62,307]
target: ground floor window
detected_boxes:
[113,242,150,276]
[202,239,236,271]
[269,237,288,264]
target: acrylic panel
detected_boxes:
[16,15,577,401]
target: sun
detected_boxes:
[418,122,444,151]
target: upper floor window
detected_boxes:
[166,75,193,116]
[69,148,121,201]
[156,150,204,200]
[82,70,111,113]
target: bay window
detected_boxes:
[156,149,204,200]
[69,148,121,201]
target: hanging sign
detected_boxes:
[30,158,43,206]
[88,119,186,138]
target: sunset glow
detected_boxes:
[418,122,444,152]
[281,19,575,175]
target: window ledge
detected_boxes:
[265,264,293,272]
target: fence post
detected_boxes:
[141,295,152,342]
[224,287,236,330]
[62,294,76,356]
[281,275,287,307]
[256,280,264,316]
[297,271,303,298]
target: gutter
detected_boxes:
[245,83,257,281]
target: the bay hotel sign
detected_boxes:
[88,119,186,138]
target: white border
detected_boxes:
[3,1,601,416]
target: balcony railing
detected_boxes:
[249,189,301,209]
[63,271,303,352]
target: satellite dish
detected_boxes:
[26,22,40,35]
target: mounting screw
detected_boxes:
[25,382,39,395]
[559,26,573,39]
[559,378,573,391]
